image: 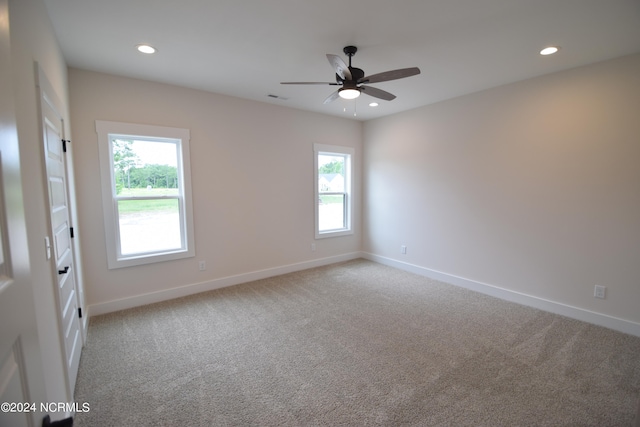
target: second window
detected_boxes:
[314,144,353,238]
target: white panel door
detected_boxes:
[40,90,82,393]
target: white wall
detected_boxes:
[363,53,640,332]
[68,69,362,313]
[9,0,74,407]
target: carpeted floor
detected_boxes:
[73,259,640,426]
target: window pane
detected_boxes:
[318,154,345,192]
[118,199,181,255]
[318,194,345,231]
[112,139,178,195]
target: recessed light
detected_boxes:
[136,44,156,54]
[369,102,379,107]
[540,46,559,56]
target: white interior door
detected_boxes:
[40,82,83,393]
[0,0,47,425]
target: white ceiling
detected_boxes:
[43,0,640,121]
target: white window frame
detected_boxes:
[96,120,195,269]
[314,143,354,239]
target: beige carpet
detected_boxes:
[73,259,640,426]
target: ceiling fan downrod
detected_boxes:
[343,46,357,68]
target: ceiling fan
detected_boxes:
[281,46,421,104]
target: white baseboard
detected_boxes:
[362,252,640,338]
[88,251,640,338]
[88,252,362,316]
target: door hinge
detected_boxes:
[78,307,82,319]
[61,139,70,152]
[70,227,74,238]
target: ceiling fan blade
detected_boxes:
[323,90,341,104]
[360,85,396,101]
[326,54,352,81]
[281,82,339,85]
[359,67,420,84]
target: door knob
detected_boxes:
[58,266,70,274]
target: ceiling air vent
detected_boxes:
[267,94,288,100]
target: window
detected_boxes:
[314,143,353,238]
[96,121,195,269]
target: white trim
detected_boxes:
[314,144,354,239]
[95,121,195,269]
[88,251,640,338]
[88,252,362,316]
[362,252,640,338]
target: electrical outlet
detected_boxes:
[401,245,407,255]
[594,285,606,299]
[198,260,206,271]
[311,243,316,252]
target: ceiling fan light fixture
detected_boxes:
[339,88,361,100]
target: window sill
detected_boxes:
[315,229,353,239]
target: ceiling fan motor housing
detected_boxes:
[335,68,364,84]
